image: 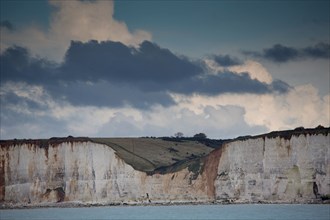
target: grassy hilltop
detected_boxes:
[92,137,215,173]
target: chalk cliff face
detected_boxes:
[0,141,211,205]
[215,133,329,203]
[0,128,329,206]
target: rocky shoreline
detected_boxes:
[2,198,330,210]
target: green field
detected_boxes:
[92,138,214,172]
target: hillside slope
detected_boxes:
[92,138,214,172]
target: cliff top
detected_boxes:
[234,126,330,142]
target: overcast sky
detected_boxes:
[0,0,329,139]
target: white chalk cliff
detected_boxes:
[0,128,329,206]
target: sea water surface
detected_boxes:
[1,204,329,220]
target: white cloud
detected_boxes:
[172,84,330,133]
[0,82,52,116]
[204,59,273,84]
[1,0,151,62]
[229,60,273,84]
[204,59,225,74]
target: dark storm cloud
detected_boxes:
[243,44,299,63]
[61,40,202,83]
[171,73,270,95]
[48,81,176,109]
[0,20,14,30]
[303,42,330,59]
[243,42,330,63]
[0,46,57,84]
[1,40,291,109]
[212,54,242,67]
[263,44,299,62]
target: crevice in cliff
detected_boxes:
[262,137,265,156]
[313,182,319,199]
[0,159,5,202]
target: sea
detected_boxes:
[0,204,329,220]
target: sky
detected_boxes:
[0,0,329,139]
